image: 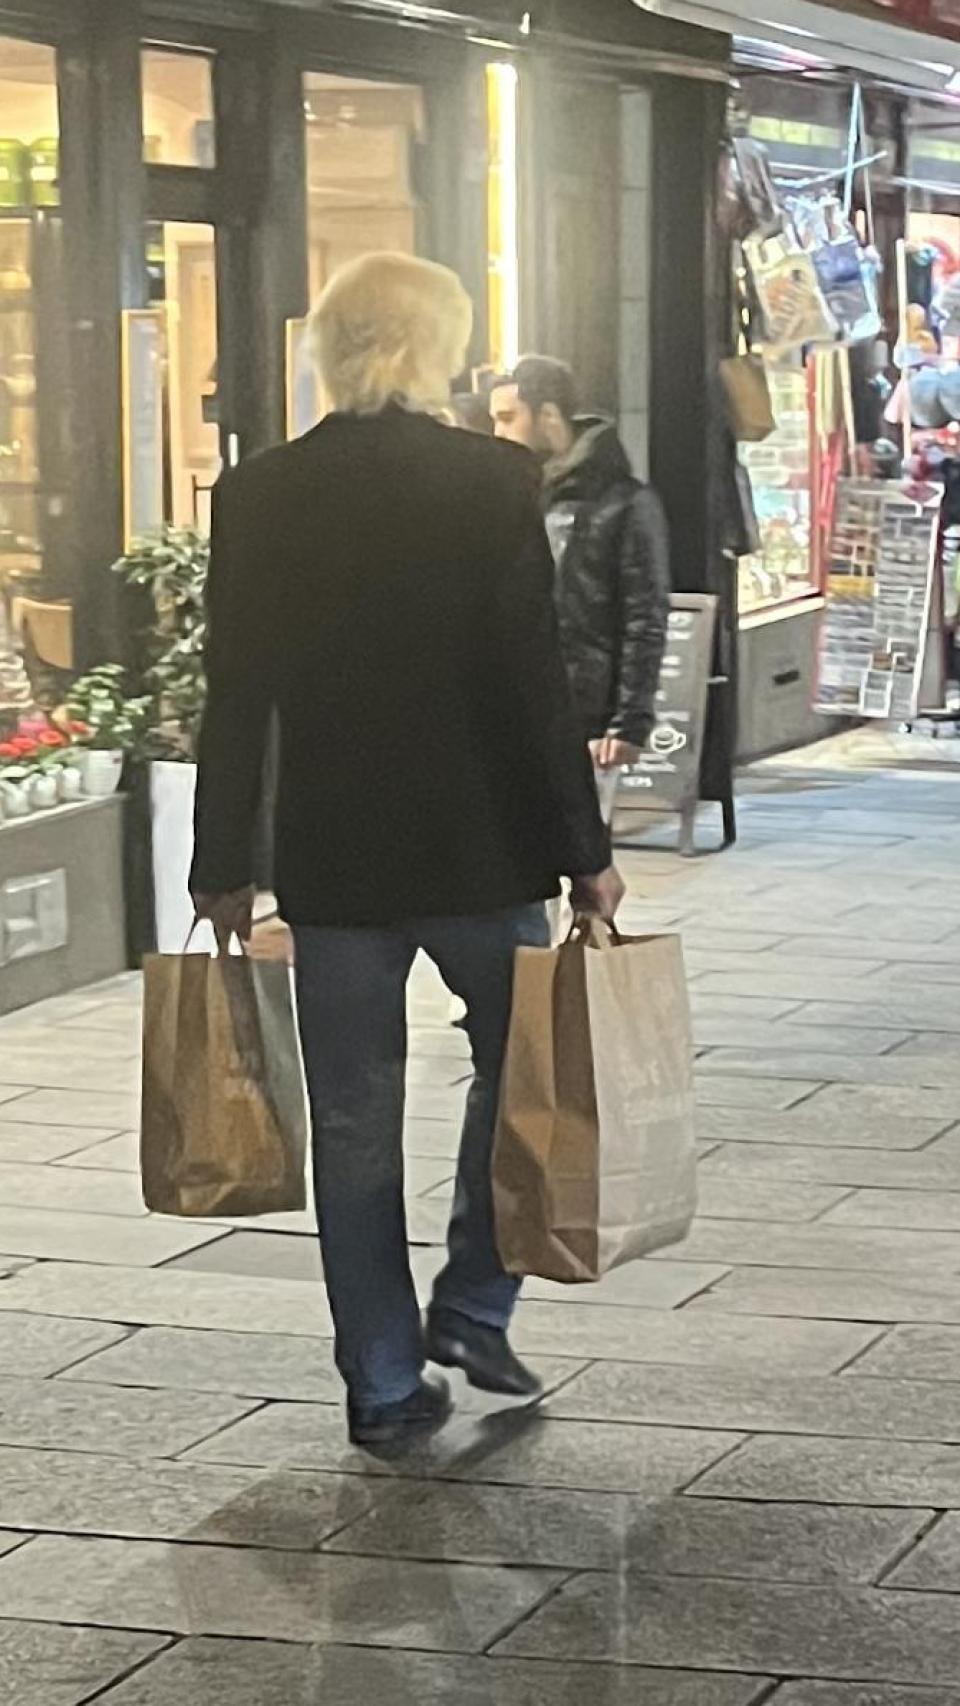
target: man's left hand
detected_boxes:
[191,885,256,950]
[589,736,642,770]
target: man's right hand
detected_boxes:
[570,865,626,923]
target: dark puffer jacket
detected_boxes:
[542,418,670,748]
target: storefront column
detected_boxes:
[649,72,737,810]
[59,0,146,667]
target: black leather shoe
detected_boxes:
[348,1375,451,1447]
[426,1308,542,1398]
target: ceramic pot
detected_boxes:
[80,749,123,798]
[57,766,83,803]
[0,779,31,818]
[29,772,58,810]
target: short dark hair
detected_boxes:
[450,392,493,434]
[513,355,578,423]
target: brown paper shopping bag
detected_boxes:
[493,918,696,1282]
[141,946,308,1218]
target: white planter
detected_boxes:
[0,780,32,819]
[150,759,212,954]
[57,766,83,803]
[80,749,124,799]
[28,773,59,811]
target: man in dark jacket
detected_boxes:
[190,254,623,1447]
[490,357,670,790]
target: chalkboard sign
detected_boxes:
[615,592,718,852]
[121,310,164,550]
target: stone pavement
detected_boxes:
[1,729,960,1701]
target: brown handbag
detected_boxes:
[719,353,776,443]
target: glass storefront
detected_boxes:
[303,72,425,301]
[738,364,815,614]
[142,47,215,169]
[145,220,220,530]
[0,36,59,599]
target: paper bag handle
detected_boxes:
[567,914,620,950]
[183,918,249,957]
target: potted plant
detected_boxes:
[66,665,151,798]
[111,531,210,950]
[0,737,35,818]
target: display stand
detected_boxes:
[814,478,942,721]
[612,593,723,856]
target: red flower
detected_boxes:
[38,730,66,748]
[68,720,90,736]
[0,743,19,759]
[10,737,37,755]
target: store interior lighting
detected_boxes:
[487,60,520,373]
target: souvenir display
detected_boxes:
[743,231,838,357]
[815,478,942,720]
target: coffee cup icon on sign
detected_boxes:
[649,722,687,759]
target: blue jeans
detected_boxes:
[293,904,549,1407]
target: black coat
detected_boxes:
[191,408,610,928]
[543,419,671,748]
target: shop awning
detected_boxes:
[635,0,960,89]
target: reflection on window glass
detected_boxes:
[142,49,215,168]
[146,222,220,531]
[0,35,61,647]
[303,72,424,302]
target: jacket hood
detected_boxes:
[543,416,635,501]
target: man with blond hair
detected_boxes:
[191,252,623,1446]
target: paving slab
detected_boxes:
[0,1161,147,1216]
[697,1053,960,1094]
[698,977,960,1020]
[91,1639,771,1706]
[547,1362,960,1444]
[688,1268,960,1326]
[695,1178,852,1222]
[495,1572,960,1683]
[693,1019,909,1054]
[0,1313,130,1378]
[773,1687,960,1706]
[848,1326,960,1383]
[62,1325,343,1401]
[660,1219,960,1275]
[822,1190,960,1232]
[887,1513,960,1590]
[0,1122,123,1163]
[59,1132,140,1171]
[695,1076,815,1110]
[191,1401,738,1494]
[0,1376,258,1457]
[691,1434,960,1508]
[0,1207,227,1267]
[0,1446,378,1549]
[4,1090,140,1129]
[698,1140,960,1192]
[327,1481,925,1581]
[521,1259,730,1311]
[694,1107,953,1152]
[506,1296,876,1369]
[0,1533,558,1650]
[0,1620,168,1706]
[0,1262,335,1336]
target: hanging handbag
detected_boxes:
[719,354,776,443]
[744,230,838,356]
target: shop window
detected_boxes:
[142,48,215,168]
[0,33,65,695]
[303,72,425,302]
[739,365,816,614]
[145,222,220,530]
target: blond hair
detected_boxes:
[309,252,473,416]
